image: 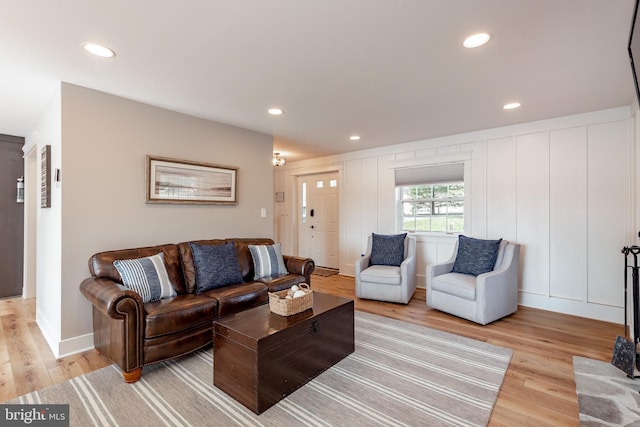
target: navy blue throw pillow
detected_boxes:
[370,233,407,267]
[452,235,502,276]
[189,242,244,294]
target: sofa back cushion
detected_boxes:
[89,243,187,294]
[178,239,226,294]
[178,238,274,293]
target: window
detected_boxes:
[301,182,307,223]
[400,182,464,233]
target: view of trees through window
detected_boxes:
[400,182,464,233]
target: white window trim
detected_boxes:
[390,152,472,236]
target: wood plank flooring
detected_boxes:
[0,274,622,426]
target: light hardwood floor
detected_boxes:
[0,274,622,426]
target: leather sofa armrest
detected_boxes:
[283,255,315,285]
[80,277,144,319]
[80,277,145,381]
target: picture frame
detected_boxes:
[41,145,51,208]
[146,155,237,205]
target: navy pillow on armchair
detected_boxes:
[370,233,407,267]
[452,235,502,276]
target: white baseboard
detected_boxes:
[58,333,95,358]
[36,311,95,359]
[519,292,623,324]
[36,310,60,359]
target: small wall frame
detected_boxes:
[41,145,51,208]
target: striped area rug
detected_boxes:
[12,312,512,426]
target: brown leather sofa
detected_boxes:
[80,238,314,383]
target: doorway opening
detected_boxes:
[297,172,339,269]
[0,135,25,298]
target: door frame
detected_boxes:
[281,164,343,269]
[23,145,37,299]
[296,171,340,268]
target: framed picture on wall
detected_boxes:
[41,145,51,208]
[146,155,238,205]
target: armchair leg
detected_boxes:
[123,367,142,383]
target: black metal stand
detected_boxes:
[613,246,640,378]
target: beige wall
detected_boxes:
[28,83,274,357]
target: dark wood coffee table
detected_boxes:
[213,292,354,414]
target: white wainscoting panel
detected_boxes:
[342,159,364,274]
[516,132,550,296]
[486,137,517,241]
[462,141,485,238]
[378,154,397,232]
[587,121,629,307]
[362,157,379,238]
[549,127,588,301]
[416,234,457,289]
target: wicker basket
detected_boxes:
[268,284,313,316]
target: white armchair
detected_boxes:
[355,234,417,304]
[426,238,520,325]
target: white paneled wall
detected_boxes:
[377,154,397,232]
[361,157,379,242]
[587,121,630,307]
[516,132,549,297]
[343,159,363,263]
[463,141,486,238]
[549,127,588,302]
[275,107,633,323]
[486,137,517,241]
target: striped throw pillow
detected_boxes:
[113,252,176,303]
[249,243,288,279]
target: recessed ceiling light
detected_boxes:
[463,33,491,48]
[503,102,521,110]
[268,108,284,116]
[82,42,116,58]
[349,135,361,141]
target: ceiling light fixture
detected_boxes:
[82,42,116,58]
[349,135,361,141]
[463,33,491,48]
[503,102,521,110]
[273,152,286,166]
[268,108,284,116]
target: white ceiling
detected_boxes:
[0,0,636,161]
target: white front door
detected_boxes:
[298,172,339,269]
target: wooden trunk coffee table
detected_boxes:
[213,292,354,414]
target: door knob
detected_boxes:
[311,225,314,229]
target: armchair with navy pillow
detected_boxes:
[355,233,417,304]
[426,235,520,325]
